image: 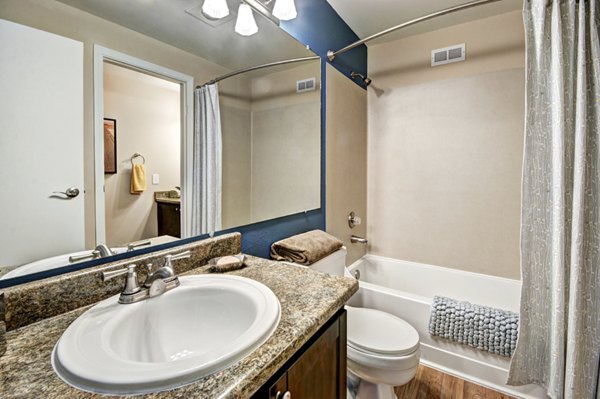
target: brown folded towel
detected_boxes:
[270,230,343,265]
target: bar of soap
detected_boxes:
[216,256,241,266]
[208,254,245,273]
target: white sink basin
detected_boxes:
[52,274,280,395]
[1,247,127,280]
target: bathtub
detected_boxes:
[347,255,546,399]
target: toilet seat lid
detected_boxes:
[346,306,419,356]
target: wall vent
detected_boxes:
[296,77,316,93]
[431,43,466,67]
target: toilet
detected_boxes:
[287,248,420,399]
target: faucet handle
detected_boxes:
[69,250,101,263]
[145,263,157,275]
[164,250,191,268]
[102,264,141,295]
[127,240,152,252]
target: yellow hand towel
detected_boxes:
[130,164,147,194]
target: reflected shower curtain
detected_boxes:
[191,84,222,236]
[508,1,600,398]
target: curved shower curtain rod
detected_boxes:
[197,55,320,89]
[327,0,505,61]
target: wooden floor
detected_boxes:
[394,365,516,399]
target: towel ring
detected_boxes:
[131,153,145,165]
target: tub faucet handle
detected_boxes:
[348,211,362,228]
[350,235,368,244]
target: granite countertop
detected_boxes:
[155,197,180,205]
[154,191,181,205]
[0,257,358,399]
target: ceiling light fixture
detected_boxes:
[202,0,230,19]
[272,0,297,21]
[235,3,259,36]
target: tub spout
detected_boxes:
[350,235,368,244]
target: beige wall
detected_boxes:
[103,63,180,246]
[221,102,252,229]
[326,64,368,264]
[367,11,525,279]
[249,62,321,223]
[0,0,244,249]
[219,61,322,228]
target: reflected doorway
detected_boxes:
[93,46,194,248]
[103,62,181,246]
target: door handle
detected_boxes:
[51,187,80,199]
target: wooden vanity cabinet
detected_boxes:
[252,309,347,399]
[156,201,181,238]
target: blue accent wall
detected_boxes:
[280,0,367,84]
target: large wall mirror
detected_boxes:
[0,0,321,285]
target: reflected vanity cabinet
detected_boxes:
[252,309,347,399]
[156,200,181,238]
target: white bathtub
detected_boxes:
[347,254,546,399]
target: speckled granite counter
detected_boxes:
[0,257,358,399]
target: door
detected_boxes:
[0,19,85,267]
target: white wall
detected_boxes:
[367,11,525,279]
[103,63,180,246]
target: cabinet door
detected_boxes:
[157,203,181,237]
[286,316,342,399]
[268,373,288,399]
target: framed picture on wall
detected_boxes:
[103,118,117,174]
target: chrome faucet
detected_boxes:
[69,244,115,263]
[95,244,113,257]
[350,235,368,244]
[102,250,191,304]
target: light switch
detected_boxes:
[152,174,160,185]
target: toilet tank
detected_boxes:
[308,247,347,276]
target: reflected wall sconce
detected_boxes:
[235,3,259,36]
[200,0,297,37]
[202,0,230,19]
[272,0,297,21]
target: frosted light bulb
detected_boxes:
[273,0,297,21]
[235,4,258,36]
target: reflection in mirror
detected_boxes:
[219,60,321,229]
[0,0,320,285]
[103,63,183,248]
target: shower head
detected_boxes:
[350,71,372,86]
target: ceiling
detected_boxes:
[56,0,313,71]
[55,0,523,71]
[325,0,522,45]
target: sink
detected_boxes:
[52,274,280,395]
[0,247,127,280]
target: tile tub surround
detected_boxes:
[0,233,241,332]
[0,257,358,398]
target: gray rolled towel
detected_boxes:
[270,230,343,265]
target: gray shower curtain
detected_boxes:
[507,1,599,398]
[191,84,222,236]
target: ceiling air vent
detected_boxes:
[296,78,316,93]
[431,43,466,67]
